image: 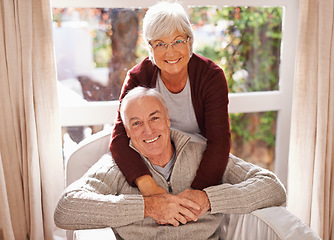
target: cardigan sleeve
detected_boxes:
[203,154,287,214]
[189,54,231,190]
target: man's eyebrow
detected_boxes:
[128,110,161,122]
[129,116,140,122]
[149,110,161,116]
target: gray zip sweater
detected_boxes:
[54,130,286,239]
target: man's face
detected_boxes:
[123,96,172,164]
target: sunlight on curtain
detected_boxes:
[0,0,64,239]
[0,154,16,240]
[287,0,334,239]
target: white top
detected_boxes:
[152,151,176,181]
[155,73,206,143]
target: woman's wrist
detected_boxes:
[136,175,167,196]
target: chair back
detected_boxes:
[66,130,111,186]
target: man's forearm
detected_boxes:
[204,155,286,214]
[54,156,146,230]
[54,188,145,229]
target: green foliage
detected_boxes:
[193,6,282,93]
[229,111,277,147]
[229,112,251,141]
[190,7,282,154]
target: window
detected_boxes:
[190,6,283,93]
[52,0,299,187]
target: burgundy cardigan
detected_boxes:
[110,53,231,189]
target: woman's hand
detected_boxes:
[177,189,211,220]
[144,193,200,226]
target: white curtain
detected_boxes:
[0,0,64,239]
[287,0,334,239]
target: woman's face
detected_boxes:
[150,30,191,79]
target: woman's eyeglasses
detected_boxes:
[150,36,190,52]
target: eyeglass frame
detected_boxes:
[149,36,190,51]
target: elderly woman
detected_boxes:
[110,1,230,196]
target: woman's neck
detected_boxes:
[160,70,188,94]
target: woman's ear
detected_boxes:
[148,48,156,65]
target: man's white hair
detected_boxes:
[120,87,169,127]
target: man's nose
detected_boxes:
[143,122,153,134]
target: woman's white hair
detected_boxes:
[120,87,169,127]
[142,1,194,62]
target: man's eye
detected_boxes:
[132,122,141,126]
[152,116,159,121]
[174,40,183,44]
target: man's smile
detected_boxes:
[143,135,160,143]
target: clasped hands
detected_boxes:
[143,189,211,227]
[136,175,210,226]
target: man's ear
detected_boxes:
[124,126,131,138]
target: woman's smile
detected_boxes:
[165,58,181,64]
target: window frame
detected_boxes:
[53,0,300,187]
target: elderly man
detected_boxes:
[54,87,286,239]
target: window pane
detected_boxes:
[189,6,283,93]
[230,111,277,171]
[53,8,148,102]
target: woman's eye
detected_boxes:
[155,42,165,47]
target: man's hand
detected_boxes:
[144,193,200,226]
[178,189,211,220]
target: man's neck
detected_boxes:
[149,143,175,168]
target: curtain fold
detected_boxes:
[287,0,334,239]
[0,0,64,239]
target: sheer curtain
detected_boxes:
[287,0,334,239]
[0,0,64,240]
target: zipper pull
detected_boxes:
[167,181,172,193]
